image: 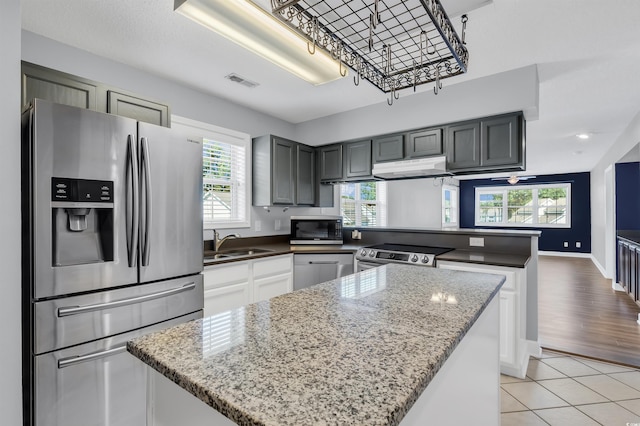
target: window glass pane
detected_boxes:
[507,189,533,223]
[342,183,356,200]
[203,141,232,181]
[538,188,568,224]
[478,192,503,223]
[359,182,377,201]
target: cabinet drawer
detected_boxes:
[253,255,292,279]
[204,262,250,289]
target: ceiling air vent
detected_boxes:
[224,73,259,88]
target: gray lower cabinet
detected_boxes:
[319,144,343,182]
[406,128,443,158]
[373,134,404,163]
[253,135,317,206]
[344,139,372,179]
[22,61,170,127]
[617,237,640,304]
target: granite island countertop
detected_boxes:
[127,264,504,426]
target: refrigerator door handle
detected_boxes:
[58,345,127,369]
[140,136,152,267]
[57,282,196,317]
[127,134,139,268]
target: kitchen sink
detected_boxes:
[204,248,273,261]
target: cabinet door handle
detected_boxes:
[308,261,339,265]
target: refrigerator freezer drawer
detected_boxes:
[34,311,202,426]
[35,274,203,354]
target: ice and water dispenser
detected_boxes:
[51,178,114,266]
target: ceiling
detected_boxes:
[20,0,640,176]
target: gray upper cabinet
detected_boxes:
[446,121,481,170]
[22,62,98,111]
[21,62,171,127]
[253,135,318,206]
[373,134,404,163]
[296,144,315,205]
[407,128,443,158]
[446,113,524,173]
[319,144,343,182]
[481,114,521,167]
[107,91,170,127]
[344,139,372,179]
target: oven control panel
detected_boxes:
[356,248,436,267]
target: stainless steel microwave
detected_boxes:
[290,216,343,245]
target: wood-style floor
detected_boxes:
[538,255,640,367]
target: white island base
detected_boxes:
[146,297,500,426]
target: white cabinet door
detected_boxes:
[204,283,250,317]
[254,273,293,303]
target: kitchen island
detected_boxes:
[128,264,504,426]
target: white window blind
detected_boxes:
[340,181,387,227]
[172,116,251,229]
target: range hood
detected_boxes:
[372,156,450,179]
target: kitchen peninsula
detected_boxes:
[128,264,504,426]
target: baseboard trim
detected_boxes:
[613,281,625,292]
[539,251,591,258]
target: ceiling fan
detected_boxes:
[491,175,537,185]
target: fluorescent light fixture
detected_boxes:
[174,0,346,85]
[576,133,590,140]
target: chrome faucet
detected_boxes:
[213,230,240,251]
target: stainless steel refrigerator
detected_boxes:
[21,99,204,426]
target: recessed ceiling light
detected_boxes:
[576,133,590,140]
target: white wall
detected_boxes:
[293,65,539,146]
[387,178,458,229]
[21,31,297,142]
[1,0,23,424]
[591,111,640,270]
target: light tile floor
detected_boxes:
[501,350,640,425]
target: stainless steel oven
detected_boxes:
[355,244,453,272]
[290,215,343,245]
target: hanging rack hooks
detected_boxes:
[354,57,362,86]
[461,14,468,45]
[434,66,443,95]
[307,16,318,54]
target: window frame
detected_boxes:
[441,184,459,228]
[171,115,251,230]
[474,183,571,228]
[340,181,387,227]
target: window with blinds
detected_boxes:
[172,116,250,229]
[340,182,387,227]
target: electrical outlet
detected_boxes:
[275,219,281,231]
[563,241,568,248]
[469,237,484,247]
[255,220,261,232]
[576,242,581,248]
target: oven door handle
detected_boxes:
[57,282,196,317]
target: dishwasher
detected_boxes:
[293,253,354,290]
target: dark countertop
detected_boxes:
[128,264,505,426]
[437,250,531,268]
[618,231,640,245]
[204,243,531,269]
